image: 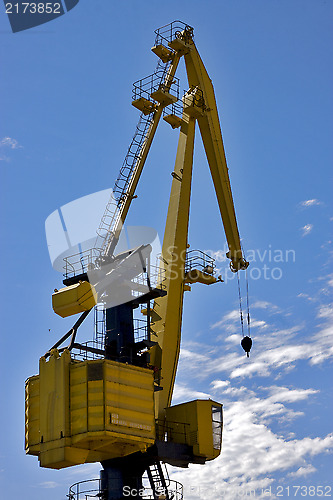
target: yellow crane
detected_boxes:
[25,21,250,500]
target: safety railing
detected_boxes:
[132,70,180,103]
[131,263,167,296]
[67,479,102,499]
[154,20,194,46]
[163,99,184,119]
[70,316,153,362]
[163,86,206,125]
[133,318,148,343]
[155,419,191,446]
[67,478,183,500]
[185,249,216,275]
[70,340,105,362]
[143,480,184,500]
[63,247,102,278]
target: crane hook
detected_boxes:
[241,336,252,358]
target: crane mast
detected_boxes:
[25,21,249,500]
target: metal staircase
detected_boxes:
[145,461,183,500]
[147,462,170,500]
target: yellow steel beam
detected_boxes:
[151,112,196,419]
[184,43,248,272]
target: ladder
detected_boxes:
[146,461,171,500]
[95,57,175,259]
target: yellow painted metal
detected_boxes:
[25,375,40,456]
[25,350,155,469]
[151,44,173,63]
[150,112,196,419]
[38,349,72,468]
[164,400,222,460]
[52,281,97,318]
[183,42,248,272]
[184,269,218,285]
[132,97,157,116]
[168,37,191,55]
[163,114,183,129]
[150,89,178,106]
[183,86,205,118]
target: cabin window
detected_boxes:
[212,405,222,450]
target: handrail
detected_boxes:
[67,477,184,500]
[185,249,216,274]
[154,20,194,46]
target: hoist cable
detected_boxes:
[237,272,244,337]
[246,269,251,337]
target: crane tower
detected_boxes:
[25,21,249,500]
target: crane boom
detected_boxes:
[184,44,248,272]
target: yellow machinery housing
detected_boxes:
[25,349,155,469]
[25,350,222,469]
[158,400,223,462]
[52,281,97,318]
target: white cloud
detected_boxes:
[65,462,100,479]
[170,279,333,498]
[211,379,230,390]
[288,464,317,477]
[39,481,60,489]
[265,385,318,404]
[181,313,331,380]
[301,224,313,236]
[317,304,333,319]
[171,380,332,495]
[0,137,22,149]
[224,333,242,344]
[300,199,322,208]
[211,309,239,329]
[172,383,211,404]
[297,292,314,301]
[309,306,333,365]
[252,300,279,313]
[169,387,333,500]
[178,288,333,380]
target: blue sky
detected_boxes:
[0,1,332,499]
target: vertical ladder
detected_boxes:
[94,303,106,351]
